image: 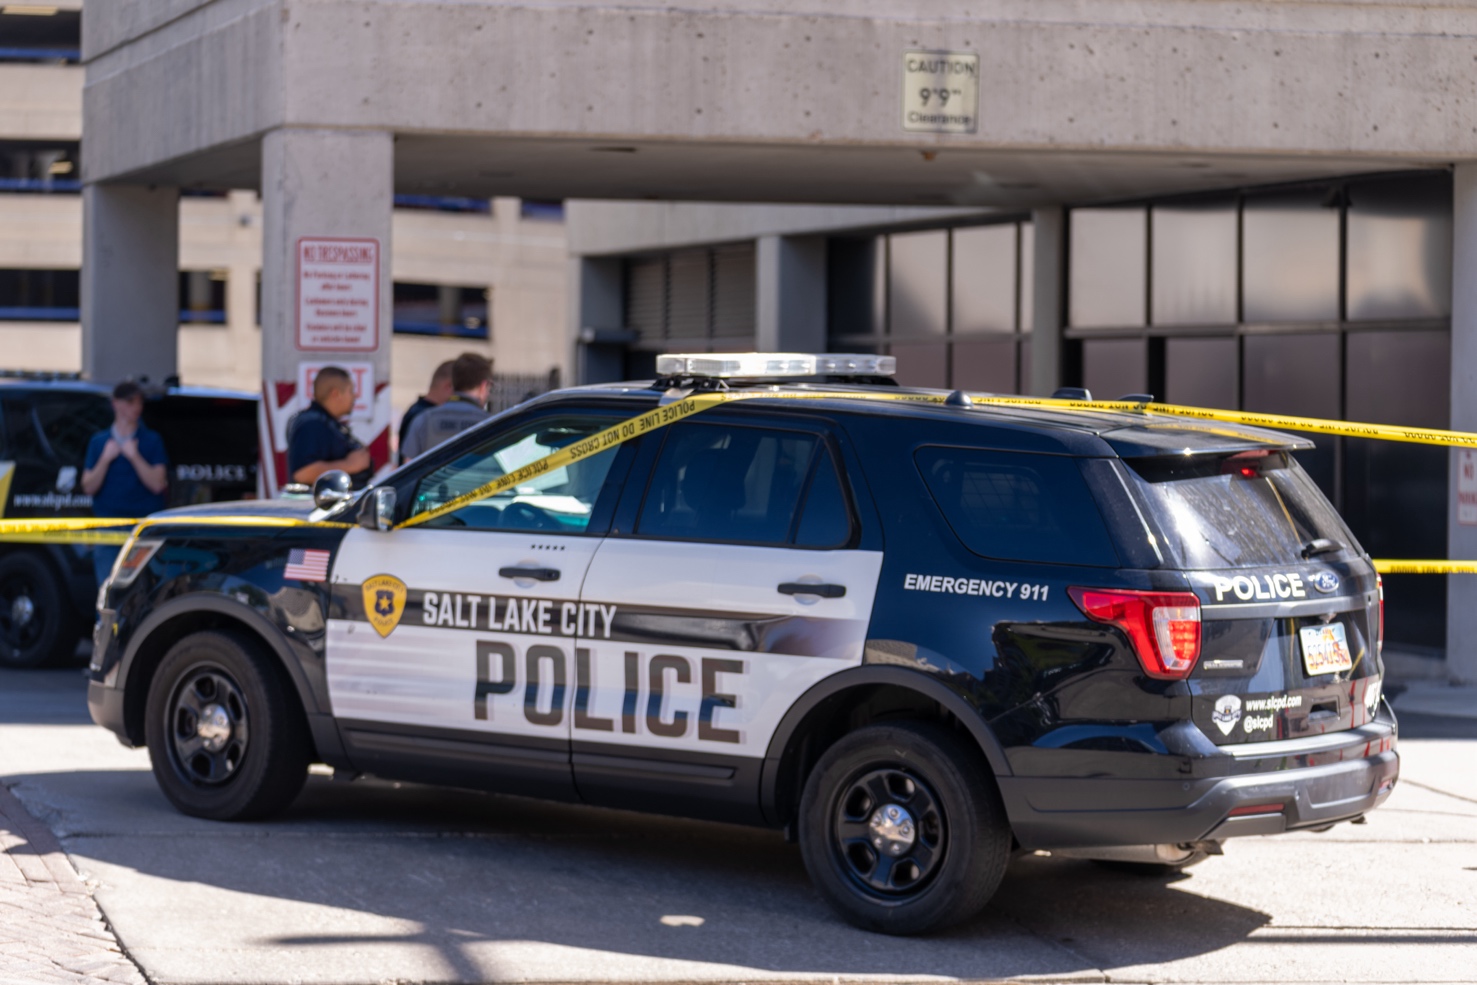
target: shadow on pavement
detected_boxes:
[0,667,94,725]
[7,764,1279,982]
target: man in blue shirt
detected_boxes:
[287,366,373,488]
[81,381,169,587]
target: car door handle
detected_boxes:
[499,566,561,582]
[778,582,845,598]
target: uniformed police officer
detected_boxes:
[287,367,373,488]
[400,352,494,460]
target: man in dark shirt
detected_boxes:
[287,367,373,488]
[398,360,454,464]
[81,381,169,587]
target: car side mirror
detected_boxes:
[312,470,354,510]
[357,486,397,531]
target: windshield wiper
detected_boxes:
[1301,537,1343,558]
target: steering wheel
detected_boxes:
[500,501,561,532]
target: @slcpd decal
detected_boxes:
[362,573,408,638]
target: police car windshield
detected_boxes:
[1125,451,1359,570]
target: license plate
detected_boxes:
[1300,622,1353,676]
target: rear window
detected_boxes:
[1125,451,1359,569]
[915,447,1120,567]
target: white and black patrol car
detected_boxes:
[88,354,1397,935]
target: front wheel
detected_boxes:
[145,630,310,821]
[0,551,74,668]
[798,721,1010,935]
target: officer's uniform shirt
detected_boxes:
[400,394,490,460]
[84,424,169,518]
[287,401,372,488]
[397,395,438,464]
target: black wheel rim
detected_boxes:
[0,572,44,653]
[166,664,250,786]
[832,767,946,898]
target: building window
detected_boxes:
[621,244,755,350]
[1242,188,1340,323]
[0,141,81,194]
[0,7,80,63]
[1069,208,1147,329]
[0,269,79,321]
[179,270,227,325]
[392,194,491,214]
[392,283,489,339]
[1151,199,1238,326]
[1346,173,1452,321]
[520,200,565,221]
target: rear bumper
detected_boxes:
[1000,716,1398,850]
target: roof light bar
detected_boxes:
[655,352,896,378]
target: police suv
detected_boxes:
[88,354,1397,935]
[0,374,258,667]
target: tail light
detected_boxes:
[1375,574,1385,656]
[1068,587,1203,679]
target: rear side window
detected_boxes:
[1125,451,1359,569]
[915,447,1120,566]
[637,422,850,547]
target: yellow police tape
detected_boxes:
[1,388,1473,576]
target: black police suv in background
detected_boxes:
[0,373,258,667]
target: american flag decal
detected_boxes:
[283,548,331,582]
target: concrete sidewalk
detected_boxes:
[0,782,145,985]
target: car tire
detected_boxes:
[0,551,75,668]
[145,629,311,821]
[798,720,1011,935]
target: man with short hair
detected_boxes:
[81,381,169,586]
[398,360,455,464]
[400,352,494,459]
[287,367,373,488]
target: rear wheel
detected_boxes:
[0,552,75,668]
[798,721,1010,935]
[145,630,310,820]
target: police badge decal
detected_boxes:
[362,574,408,638]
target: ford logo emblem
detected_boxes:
[1309,571,1340,594]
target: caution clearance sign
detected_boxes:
[1,388,1474,573]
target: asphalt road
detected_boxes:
[1,667,1473,985]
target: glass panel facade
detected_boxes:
[826,237,884,340]
[888,230,947,337]
[1165,337,1237,409]
[1081,338,1147,398]
[1343,330,1449,646]
[1069,208,1146,329]
[1243,189,1340,322]
[953,338,1017,393]
[951,224,1016,333]
[1151,200,1237,325]
[891,341,949,388]
[1346,173,1452,321]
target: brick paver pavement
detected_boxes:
[0,782,146,985]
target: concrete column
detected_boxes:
[260,128,393,490]
[756,235,827,353]
[1447,164,1477,684]
[569,256,626,385]
[81,184,180,385]
[1029,206,1066,397]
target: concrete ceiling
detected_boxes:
[135,132,1445,209]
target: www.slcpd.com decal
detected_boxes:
[362,574,408,638]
